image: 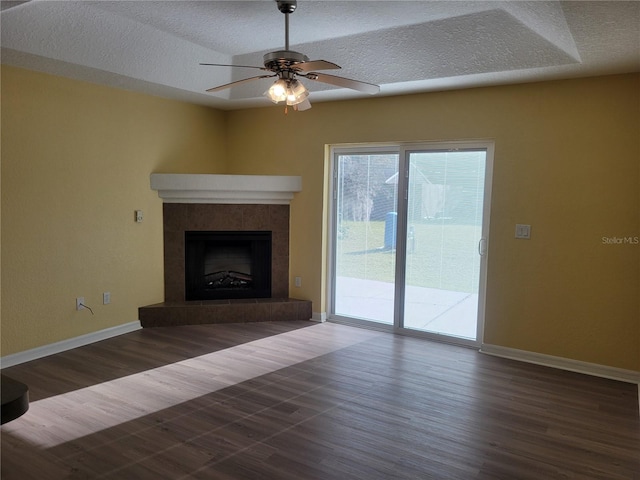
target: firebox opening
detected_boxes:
[185,231,272,301]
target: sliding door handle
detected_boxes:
[478,238,487,256]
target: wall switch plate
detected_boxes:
[515,224,531,239]
[76,297,85,311]
[294,276,302,287]
[135,210,143,223]
[103,292,111,305]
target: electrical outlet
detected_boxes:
[103,292,111,305]
[294,276,302,287]
[76,297,85,311]
[135,210,143,223]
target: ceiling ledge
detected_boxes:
[150,173,302,205]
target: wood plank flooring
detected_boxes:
[1,321,638,479]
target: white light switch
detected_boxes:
[515,224,531,239]
[135,210,143,223]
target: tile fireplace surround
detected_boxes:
[138,174,312,327]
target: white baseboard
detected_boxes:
[311,312,327,323]
[0,321,142,369]
[480,343,640,385]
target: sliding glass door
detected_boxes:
[402,149,487,340]
[333,151,399,324]
[331,143,492,345]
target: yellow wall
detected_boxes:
[1,66,227,355]
[226,74,640,371]
[2,65,638,372]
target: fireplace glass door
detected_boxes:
[185,231,272,300]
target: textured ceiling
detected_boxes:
[1,1,639,110]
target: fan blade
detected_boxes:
[295,60,341,72]
[206,75,276,93]
[306,72,379,94]
[200,63,268,71]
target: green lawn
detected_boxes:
[336,220,481,293]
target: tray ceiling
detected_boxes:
[1,1,639,110]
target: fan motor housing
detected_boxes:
[263,50,309,70]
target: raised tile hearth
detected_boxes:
[139,298,312,327]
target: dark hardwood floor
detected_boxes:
[1,321,638,479]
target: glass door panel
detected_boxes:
[402,150,486,340]
[333,153,399,324]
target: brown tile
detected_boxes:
[163,204,188,232]
[271,281,287,299]
[271,230,289,259]
[187,204,244,231]
[271,257,289,297]
[295,300,313,320]
[201,299,231,306]
[269,205,290,232]
[184,204,209,230]
[139,305,187,327]
[214,304,247,323]
[241,205,270,230]
[271,302,298,321]
[243,302,272,323]
[228,298,258,305]
[163,232,183,259]
[219,204,247,230]
[164,233,185,298]
[158,301,195,307]
[164,279,184,303]
[237,303,263,323]
[182,305,218,325]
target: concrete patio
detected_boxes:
[334,276,478,339]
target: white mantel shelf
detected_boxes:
[150,174,302,205]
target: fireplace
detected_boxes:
[160,203,290,302]
[139,174,312,327]
[185,231,272,300]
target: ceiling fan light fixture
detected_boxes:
[265,78,288,103]
[265,77,309,106]
[285,79,309,106]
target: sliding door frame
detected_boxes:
[326,145,399,332]
[327,140,494,347]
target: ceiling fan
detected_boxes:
[200,0,380,111]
